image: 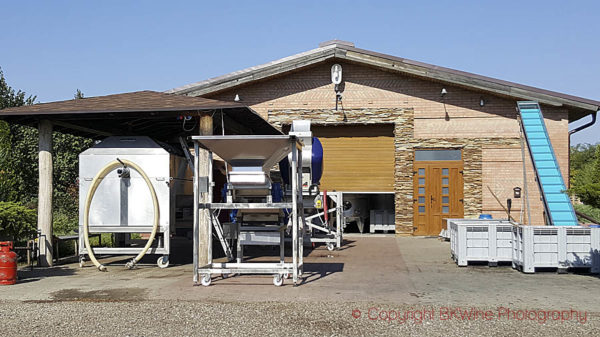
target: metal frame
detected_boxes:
[79,225,170,256]
[305,191,344,250]
[192,135,304,286]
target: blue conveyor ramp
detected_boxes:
[517,101,578,226]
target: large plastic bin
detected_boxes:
[369,210,395,233]
[449,219,513,266]
[512,225,600,273]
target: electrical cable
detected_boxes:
[182,117,196,132]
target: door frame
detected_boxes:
[412,150,464,236]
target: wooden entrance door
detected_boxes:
[413,161,464,235]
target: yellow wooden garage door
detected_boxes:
[311,125,394,192]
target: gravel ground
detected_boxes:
[1,300,598,336]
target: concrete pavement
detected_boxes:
[2,236,599,312]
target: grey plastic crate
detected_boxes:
[512,225,600,273]
[449,219,513,266]
[369,210,395,233]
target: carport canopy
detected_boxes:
[0,90,281,268]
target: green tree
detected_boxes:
[569,143,600,209]
[74,89,84,99]
[570,143,597,181]
[0,68,36,109]
[0,67,36,202]
[1,68,93,237]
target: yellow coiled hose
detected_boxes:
[83,159,160,271]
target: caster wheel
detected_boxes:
[284,272,290,279]
[273,274,283,287]
[157,256,169,268]
[222,273,229,279]
[79,256,86,268]
[327,243,335,251]
[201,274,212,287]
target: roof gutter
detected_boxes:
[569,110,598,135]
[567,109,598,190]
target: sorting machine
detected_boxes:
[191,121,344,286]
[192,135,305,286]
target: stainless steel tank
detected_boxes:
[78,136,192,266]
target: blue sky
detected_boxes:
[1,1,598,144]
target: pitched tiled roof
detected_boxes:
[0,90,281,139]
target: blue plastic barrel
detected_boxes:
[479,214,493,219]
[279,137,324,185]
[311,137,323,184]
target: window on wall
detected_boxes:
[414,149,462,161]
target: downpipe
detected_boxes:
[569,110,597,136]
[568,110,598,186]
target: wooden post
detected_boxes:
[38,119,53,267]
[198,113,213,267]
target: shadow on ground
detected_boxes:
[17,266,77,284]
[301,262,344,284]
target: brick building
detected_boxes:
[168,41,600,236]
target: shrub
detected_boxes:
[0,201,37,242]
[53,210,78,236]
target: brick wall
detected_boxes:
[204,60,570,231]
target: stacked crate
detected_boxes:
[448,220,600,273]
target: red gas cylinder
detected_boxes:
[0,241,17,285]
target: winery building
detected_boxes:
[168,40,600,236]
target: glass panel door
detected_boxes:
[413,160,464,235]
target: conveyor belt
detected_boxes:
[517,101,578,226]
